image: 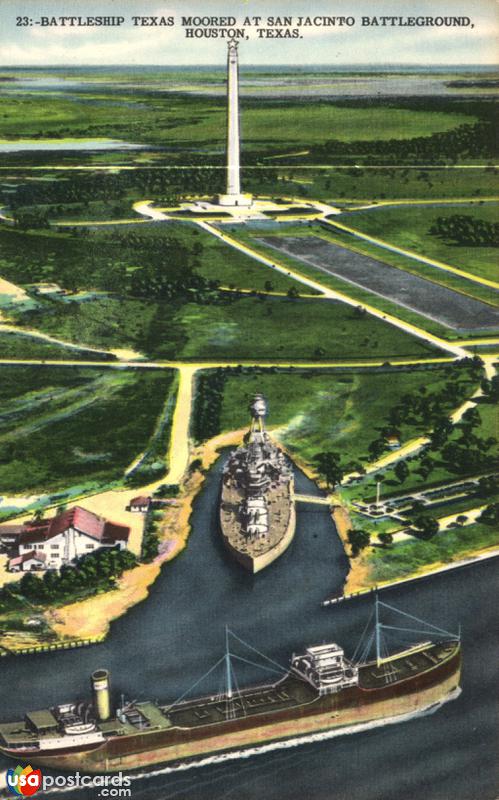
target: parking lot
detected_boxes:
[258,235,499,332]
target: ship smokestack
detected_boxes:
[91,669,111,722]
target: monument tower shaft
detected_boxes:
[226,40,241,196]
[218,40,252,207]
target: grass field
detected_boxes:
[0,366,175,493]
[15,297,160,355]
[118,222,310,294]
[251,167,499,203]
[0,331,113,360]
[206,364,474,467]
[176,295,438,361]
[342,204,499,283]
[0,93,476,148]
[348,399,497,503]
[368,521,498,583]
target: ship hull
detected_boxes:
[220,490,296,573]
[7,646,460,773]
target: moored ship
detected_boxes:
[0,600,461,774]
[220,394,295,572]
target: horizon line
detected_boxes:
[1,61,498,68]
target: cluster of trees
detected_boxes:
[438,406,497,474]
[480,375,499,403]
[479,503,499,526]
[367,359,484,465]
[141,512,161,562]
[0,547,136,605]
[4,165,224,213]
[191,368,227,443]
[411,515,440,540]
[314,451,345,490]
[347,528,371,557]
[11,208,50,230]
[429,214,499,247]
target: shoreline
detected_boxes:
[1,426,496,654]
[0,428,248,654]
[324,544,499,605]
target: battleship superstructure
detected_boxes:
[220,394,295,572]
[0,601,462,773]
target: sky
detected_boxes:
[1,0,498,66]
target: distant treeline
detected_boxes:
[312,122,497,164]
[4,165,224,212]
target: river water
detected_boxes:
[0,453,497,799]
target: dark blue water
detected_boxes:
[0,454,497,799]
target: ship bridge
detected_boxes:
[291,643,358,695]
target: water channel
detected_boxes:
[0,453,497,799]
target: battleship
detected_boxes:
[0,600,462,773]
[220,394,295,572]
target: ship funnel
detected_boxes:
[91,669,111,722]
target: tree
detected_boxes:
[347,528,371,557]
[368,438,386,461]
[413,515,439,540]
[477,475,498,498]
[478,503,499,526]
[410,499,425,516]
[394,461,409,484]
[287,286,300,299]
[314,451,344,490]
[430,417,453,449]
[378,532,393,547]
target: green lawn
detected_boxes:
[120,222,310,294]
[0,331,114,360]
[0,366,176,493]
[15,297,160,355]
[367,521,498,583]
[343,204,499,283]
[176,295,438,362]
[197,364,474,468]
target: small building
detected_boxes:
[127,496,151,513]
[386,434,401,450]
[2,506,130,572]
[9,550,46,572]
[30,282,67,297]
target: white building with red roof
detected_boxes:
[127,496,151,513]
[1,506,130,572]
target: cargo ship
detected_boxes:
[0,599,461,773]
[220,393,295,572]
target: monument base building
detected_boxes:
[217,192,253,207]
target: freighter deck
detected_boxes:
[165,676,316,729]
[358,641,458,689]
